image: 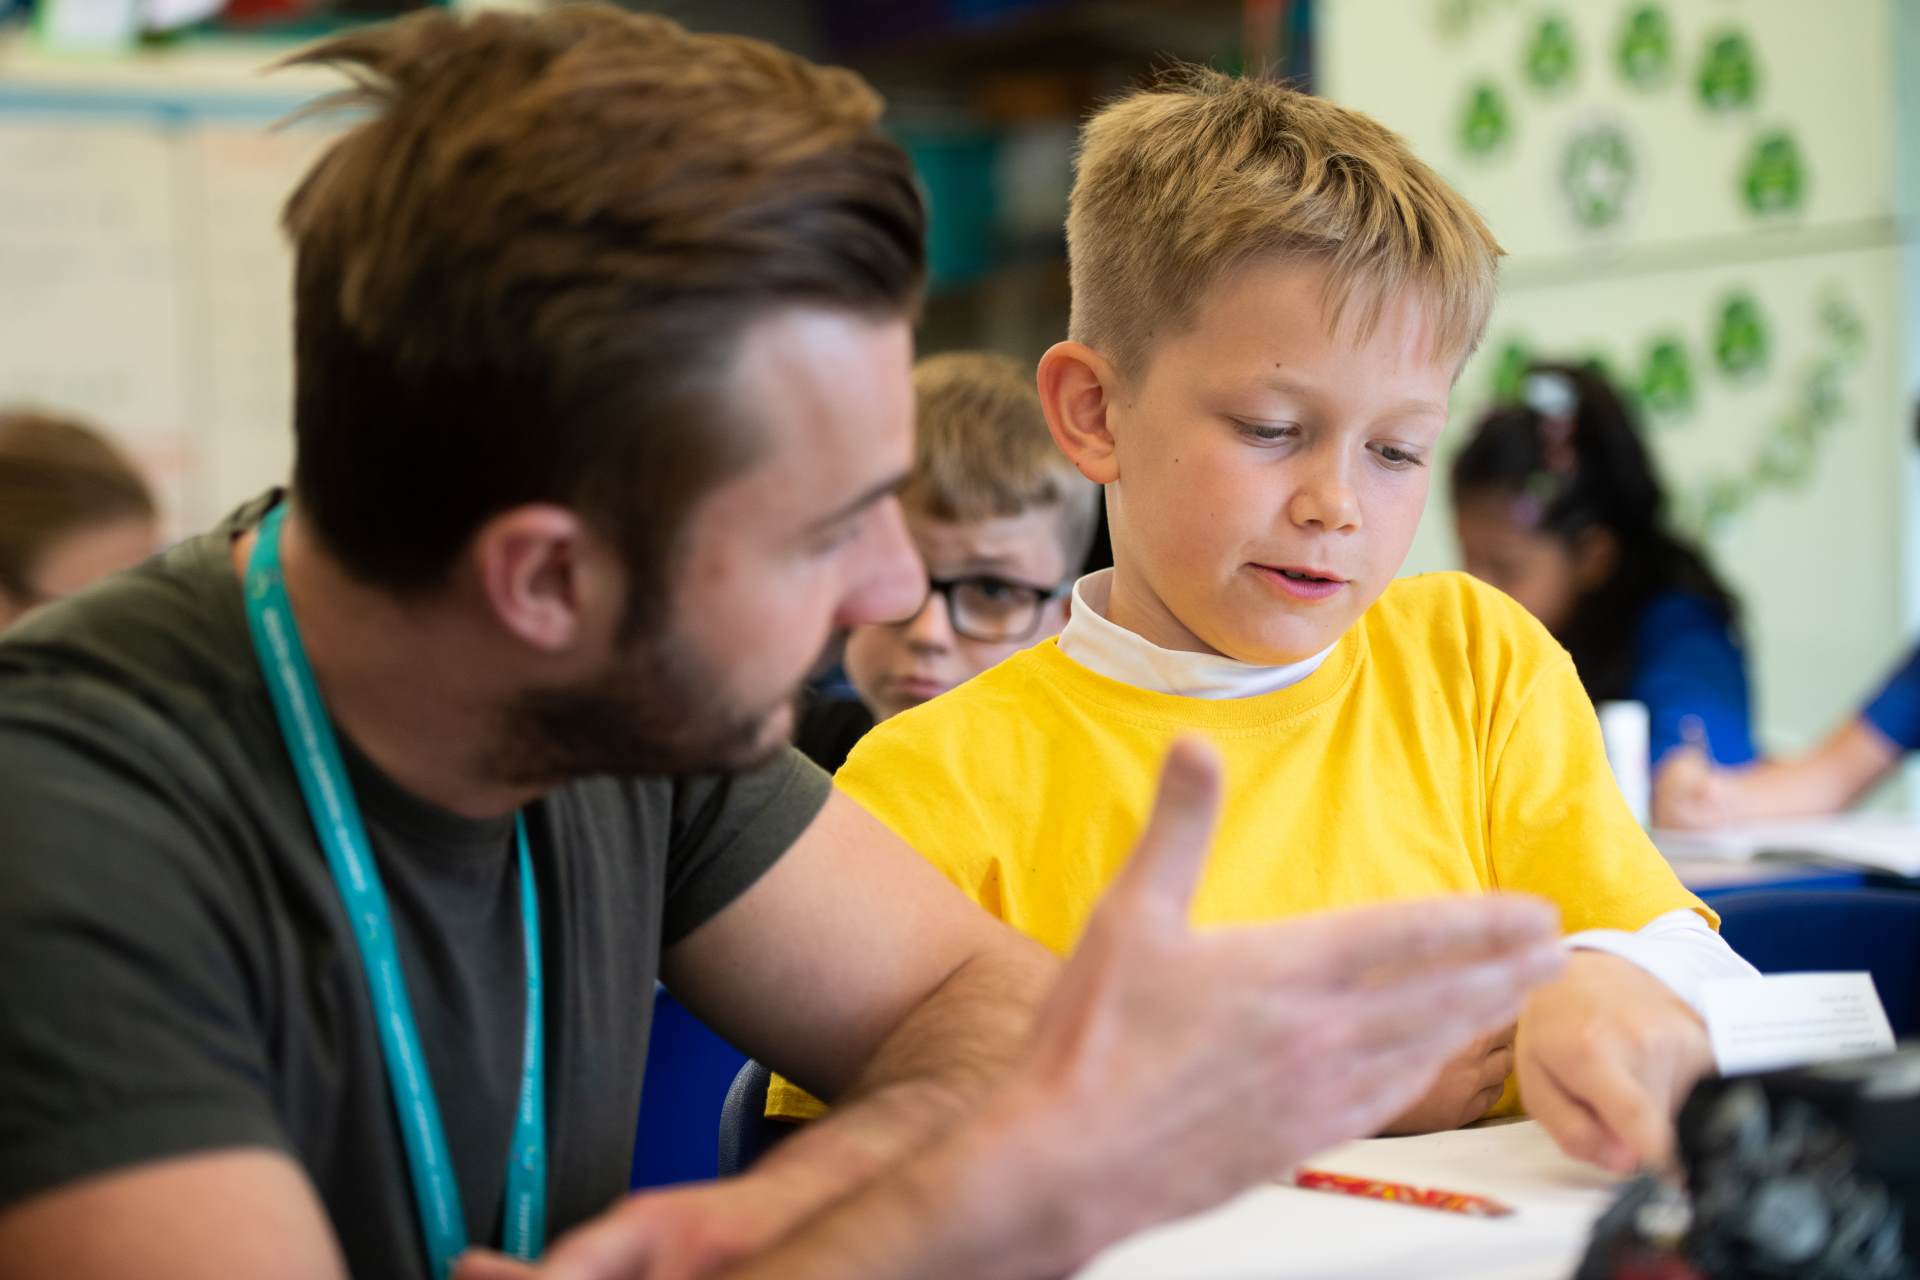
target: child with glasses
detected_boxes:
[792,351,1099,774]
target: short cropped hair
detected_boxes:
[1067,67,1502,377]
[280,6,925,622]
[0,409,155,598]
[902,352,1098,573]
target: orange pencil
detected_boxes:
[1290,1168,1514,1218]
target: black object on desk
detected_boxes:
[1578,1045,1920,1279]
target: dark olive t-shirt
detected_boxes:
[0,495,830,1277]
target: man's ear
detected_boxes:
[1038,341,1125,485]
[469,505,609,653]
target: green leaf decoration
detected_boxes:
[1741,130,1806,216]
[1805,359,1847,427]
[1701,476,1746,529]
[1639,336,1694,418]
[1713,293,1768,378]
[1490,337,1533,402]
[1616,6,1673,89]
[1525,12,1578,93]
[1697,29,1759,112]
[1459,80,1513,156]
[1819,288,1866,364]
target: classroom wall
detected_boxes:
[0,43,337,537]
[1321,0,1916,755]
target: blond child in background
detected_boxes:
[794,351,1099,772]
[771,69,1755,1170]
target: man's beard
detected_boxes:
[492,622,793,784]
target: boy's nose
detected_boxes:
[901,589,956,652]
[1289,463,1362,533]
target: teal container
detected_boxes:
[897,127,1001,291]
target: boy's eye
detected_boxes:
[1233,419,1298,444]
[1371,443,1426,468]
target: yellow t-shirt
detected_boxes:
[766,572,1711,1121]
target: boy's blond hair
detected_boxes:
[902,352,1099,571]
[1067,68,1503,377]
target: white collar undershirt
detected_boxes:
[1055,569,1336,700]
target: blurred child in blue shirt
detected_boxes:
[1451,364,1755,806]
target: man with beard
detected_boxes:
[0,9,1564,1280]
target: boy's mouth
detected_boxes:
[1251,564,1348,601]
[890,673,952,703]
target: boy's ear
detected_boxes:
[1037,341,1123,485]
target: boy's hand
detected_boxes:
[1515,951,1713,1173]
[1378,1026,1514,1135]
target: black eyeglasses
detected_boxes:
[897,574,1068,644]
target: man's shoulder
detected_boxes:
[1,551,261,811]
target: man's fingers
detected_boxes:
[453,1251,539,1280]
[1108,738,1225,919]
[1255,894,1562,989]
[1328,940,1564,1060]
[510,1199,667,1280]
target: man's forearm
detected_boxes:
[741,937,1056,1232]
[721,1078,1095,1280]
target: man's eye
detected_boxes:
[815,513,864,553]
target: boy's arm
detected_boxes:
[1484,653,1719,1172]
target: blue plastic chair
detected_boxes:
[631,987,747,1188]
[1713,889,1920,1038]
[717,1059,799,1178]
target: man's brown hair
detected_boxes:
[902,351,1097,573]
[1067,68,1502,378]
[281,6,925,619]
[0,409,155,601]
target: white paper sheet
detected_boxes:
[1654,816,1920,875]
[1076,1121,1625,1280]
[1704,972,1897,1075]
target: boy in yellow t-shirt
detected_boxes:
[770,70,1753,1171]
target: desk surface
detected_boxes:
[1671,857,1866,895]
[1076,1121,1623,1280]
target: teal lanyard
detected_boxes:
[244,503,546,1278]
